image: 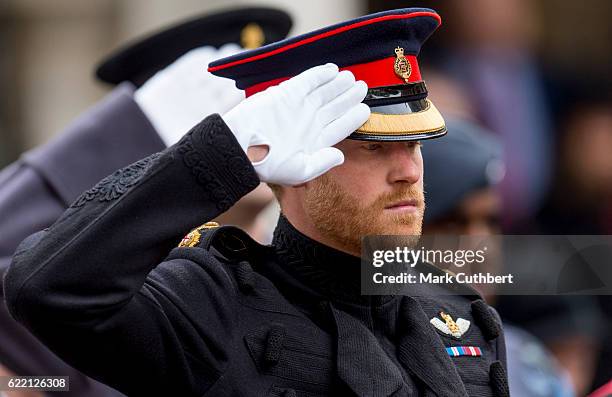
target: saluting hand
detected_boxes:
[134,44,245,147]
[222,63,370,186]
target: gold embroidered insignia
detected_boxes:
[178,222,220,248]
[430,311,471,339]
[394,47,412,83]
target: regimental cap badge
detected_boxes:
[241,23,265,49]
[430,311,471,339]
[178,221,220,248]
[394,46,412,83]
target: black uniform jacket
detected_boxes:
[0,83,162,396]
[4,114,509,397]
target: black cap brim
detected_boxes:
[95,7,292,87]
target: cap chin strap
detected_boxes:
[363,82,428,107]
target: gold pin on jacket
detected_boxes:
[430,311,471,339]
[178,222,220,248]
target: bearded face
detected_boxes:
[303,172,425,254]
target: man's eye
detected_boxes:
[363,143,382,151]
[405,141,422,148]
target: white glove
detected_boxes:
[134,43,245,147]
[222,63,370,185]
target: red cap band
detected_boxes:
[245,55,421,97]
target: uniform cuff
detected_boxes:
[174,113,259,211]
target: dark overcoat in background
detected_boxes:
[0,83,163,397]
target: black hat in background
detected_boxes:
[95,7,292,87]
[422,117,504,224]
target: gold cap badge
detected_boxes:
[394,47,412,83]
[241,23,265,49]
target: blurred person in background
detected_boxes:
[0,8,291,397]
[497,293,604,396]
[421,118,503,238]
[417,0,555,231]
[0,6,291,272]
[534,91,612,391]
[496,94,609,392]
[536,96,612,235]
[421,116,576,397]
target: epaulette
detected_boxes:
[177,221,268,262]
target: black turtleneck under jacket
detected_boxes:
[4,115,508,397]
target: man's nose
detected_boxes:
[386,144,422,184]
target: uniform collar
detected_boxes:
[271,215,396,306]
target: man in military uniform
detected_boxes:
[0,6,291,276]
[0,8,290,397]
[4,8,508,396]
